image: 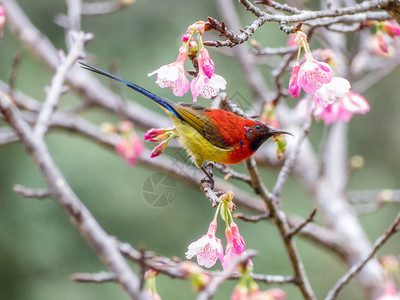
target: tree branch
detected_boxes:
[0,91,147,300]
[325,212,400,300]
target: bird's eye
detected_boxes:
[254,124,262,131]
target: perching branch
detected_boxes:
[206,0,392,47]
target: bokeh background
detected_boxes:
[0,0,399,299]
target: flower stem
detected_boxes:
[185,30,197,52]
[214,201,223,221]
[224,201,230,229]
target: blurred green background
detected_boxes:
[0,0,399,299]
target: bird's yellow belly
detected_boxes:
[172,119,231,167]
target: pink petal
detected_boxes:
[289,63,301,98]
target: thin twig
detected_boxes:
[81,0,134,15]
[349,189,400,204]
[234,212,270,223]
[72,271,116,283]
[8,52,23,97]
[286,208,317,239]
[13,184,50,200]
[34,31,90,139]
[325,212,400,300]
[206,0,391,47]
[214,164,251,184]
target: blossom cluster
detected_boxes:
[185,192,252,270]
[366,21,400,56]
[144,126,177,158]
[289,30,370,124]
[101,121,144,166]
[149,21,226,102]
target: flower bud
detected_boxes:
[181,33,191,43]
[187,20,206,35]
[294,30,308,45]
[120,0,135,7]
[350,155,364,170]
[188,41,198,56]
[100,122,117,134]
[381,21,400,38]
[150,141,168,158]
[379,189,394,204]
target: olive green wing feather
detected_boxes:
[175,103,232,150]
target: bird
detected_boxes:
[80,62,291,185]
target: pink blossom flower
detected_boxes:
[148,49,190,97]
[297,53,334,95]
[199,47,215,79]
[296,90,370,124]
[377,32,389,54]
[382,21,400,38]
[231,222,245,254]
[185,220,224,268]
[313,77,351,107]
[286,33,297,47]
[222,237,236,270]
[223,227,253,270]
[376,281,400,300]
[368,34,394,56]
[182,33,191,43]
[289,62,301,98]
[116,135,144,166]
[190,67,226,102]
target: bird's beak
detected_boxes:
[270,129,294,137]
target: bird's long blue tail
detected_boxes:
[79,62,181,119]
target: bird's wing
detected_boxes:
[175,103,233,150]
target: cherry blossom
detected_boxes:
[185,220,224,268]
[148,49,190,97]
[115,134,144,166]
[297,53,334,95]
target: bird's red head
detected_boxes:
[244,121,290,152]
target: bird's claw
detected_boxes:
[200,176,215,189]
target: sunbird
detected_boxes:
[80,63,290,183]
